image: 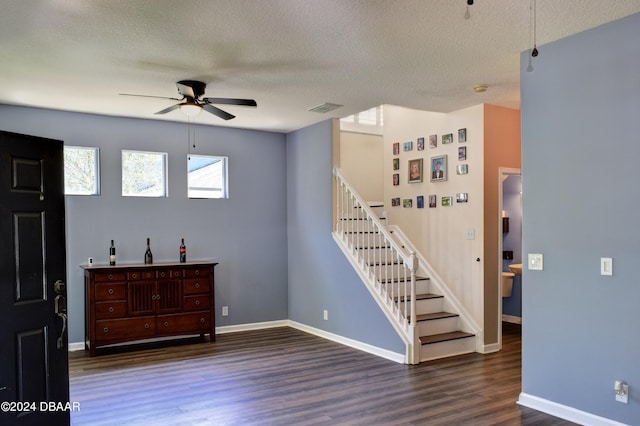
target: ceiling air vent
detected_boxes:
[308,103,343,113]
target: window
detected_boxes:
[122,150,168,197]
[64,146,100,195]
[340,105,384,134]
[187,155,228,199]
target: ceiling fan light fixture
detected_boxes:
[180,101,202,117]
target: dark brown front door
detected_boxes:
[0,130,69,425]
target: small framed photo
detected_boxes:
[458,128,467,143]
[429,134,437,148]
[430,155,447,182]
[417,195,424,208]
[391,197,401,207]
[417,137,425,151]
[457,164,469,175]
[393,142,400,155]
[456,192,468,203]
[428,194,437,208]
[442,133,453,144]
[393,173,400,186]
[458,146,467,161]
[403,141,413,151]
[408,158,423,183]
[403,198,413,208]
[442,196,452,207]
[393,158,400,170]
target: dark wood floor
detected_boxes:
[69,323,576,425]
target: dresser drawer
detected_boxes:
[184,278,210,295]
[95,283,126,301]
[94,272,126,282]
[156,312,211,335]
[184,267,209,278]
[157,268,183,280]
[184,295,211,312]
[128,270,156,281]
[95,301,127,319]
[96,317,155,341]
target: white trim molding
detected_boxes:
[518,393,629,426]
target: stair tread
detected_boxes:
[394,293,442,302]
[419,331,474,345]
[415,311,459,322]
[379,276,429,284]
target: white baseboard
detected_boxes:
[481,342,501,354]
[518,393,628,426]
[70,320,405,364]
[216,320,289,334]
[502,314,522,324]
[289,320,405,364]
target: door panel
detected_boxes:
[0,130,69,426]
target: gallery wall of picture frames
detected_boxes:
[390,127,470,209]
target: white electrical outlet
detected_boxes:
[601,257,613,276]
[466,228,475,240]
[615,380,629,404]
[323,310,328,320]
[528,253,544,271]
[222,306,229,316]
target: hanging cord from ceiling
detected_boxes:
[464,0,473,20]
[526,0,538,72]
[187,116,196,159]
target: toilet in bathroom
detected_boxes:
[501,272,515,297]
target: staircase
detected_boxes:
[333,168,478,364]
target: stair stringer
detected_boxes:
[332,232,418,364]
[388,225,484,353]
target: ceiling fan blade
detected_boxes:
[202,104,235,120]
[119,93,182,101]
[155,104,181,115]
[202,97,257,107]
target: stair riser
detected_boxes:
[420,336,475,362]
[417,316,459,336]
[343,233,388,247]
[398,296,443,314]
[354,248,402,264]
[388,280,430,298]
[338,220,378,233]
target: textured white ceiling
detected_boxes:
[1,0,639,132]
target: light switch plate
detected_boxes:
[466,228,475,240]
[528,253,544,271]
[601,258,613,276]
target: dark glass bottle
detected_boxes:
[179,238,186,263]
[144,238,153,264]
[109,240,116,266]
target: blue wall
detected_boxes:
[521,13,640,423]
[0,105,289,343]
[286,120,405,353]
[502,175,521,318]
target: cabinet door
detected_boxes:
[128,281,155,316]
[157,280,182,314]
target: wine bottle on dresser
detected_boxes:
[179,238,186,263]
[144,238,153,264]
[109,240,116,265]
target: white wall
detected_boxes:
[339,131,383,202]
[383,104,485,330]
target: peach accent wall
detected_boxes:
[483,104,521,345]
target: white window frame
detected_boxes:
[187,155,228,199]
[121,150,168,197]
[64,146,101,195]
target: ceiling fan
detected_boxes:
[120,80,257,120]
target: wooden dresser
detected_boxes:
[82,261,217,356]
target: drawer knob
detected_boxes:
[132,273,137,279]
[103,327,109,333]
[160,272,166,277]
[108,274,113,280]
[108,307,114,313]
[108,288,114,295]
[144,323,150,329]
[164,321,169,327]
[194,283,200,288]
[200,317,205,323]
[195,300,200,305]
[195,270,200,276]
